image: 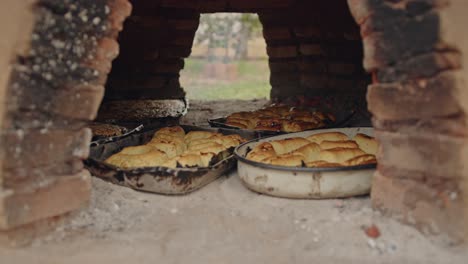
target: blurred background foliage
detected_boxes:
[181,13,270,100]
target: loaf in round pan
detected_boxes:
[246,131,378,168]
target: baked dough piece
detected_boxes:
[176,152,215,167]
[318,148,366,163]
[353,133,378,155]
[290,143,321,162]
[119,145,155,155]
[226,117,254,129]
[343,154,376,166]
[228,111,252,119]
[264,154,304,167]
[319,140,359,150]
[147,139,185,158]
[185,131,222,143]
[106,150,169,168]
[254,118,283,131]
[106,126,245,169]
[246,142,277,162]
[154,126,185,138]
[269,137,311,155]
[282,121,322,133]
[305,160,343,168]
[306,132,349,144]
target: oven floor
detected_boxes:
[1,174,466,263]
[1,100,465,262]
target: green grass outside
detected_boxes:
[180,58,271,101]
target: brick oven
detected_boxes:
[0,0,467,245]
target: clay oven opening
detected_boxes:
[1,0,468,254]
[96,0,370,125]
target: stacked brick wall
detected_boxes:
[348,0,468,242]
[0,0,130,242]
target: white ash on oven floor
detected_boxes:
[1,174,466,264]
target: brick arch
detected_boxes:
[0,0,466,243]
[98,0,369,120]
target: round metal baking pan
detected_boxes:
[234,127,376,199]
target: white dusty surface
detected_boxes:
[1,174,467,264]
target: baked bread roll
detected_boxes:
[119,145,155,155]
[154,126,185,138]
[264,154,304,167]
[246,142,277,162]
[305,160,343,168]
[353,133,378,155]
[106,127,245,169]
[306,132,349,144]
[290,143,321,162]
[107,150,169,168]
[343,154,376,166]
[318,148,366,163]
[226,117,253,129]
[254,118,283,131]
[319,140,358,150]
[147,139,185,158]
[269,137,311,155]
[176,152,215,167]
[245,130,377,168]
[185,131,222,143]
[282,121,322,133]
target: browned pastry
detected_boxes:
[224,105,334,133]
[290,143,321,162]
[89,123,126,137]
[106,126,245,169]
[119,145,156,155]
[229,111,252,119]
[318,148,366,163]
[176,152,215,167]
[353,133,378,155]
[305,160,344,168]
[188,141,226,155]
[319,140,359,150]
[282,120,323,133]
[254,118,283,131]
[344,154,377,166]
[246,142,277,162]
[147,138,185,158]
[225,121,249,129]
[306,132,349,144]
[106,149,169,169]
[226,117,254,129]
[245,130,377,168]
[255,109,282,118]
[264,153,304,167]
[286,114,322,123]
[269,137,311,155]
[154,126,185,138]
[185,131,223,142]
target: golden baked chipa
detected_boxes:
[246,131,378,168]
[106,126,246,169]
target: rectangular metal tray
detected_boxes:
[85,125,251,194]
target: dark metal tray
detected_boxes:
[85,125,249,194]
[208,110,355,138]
